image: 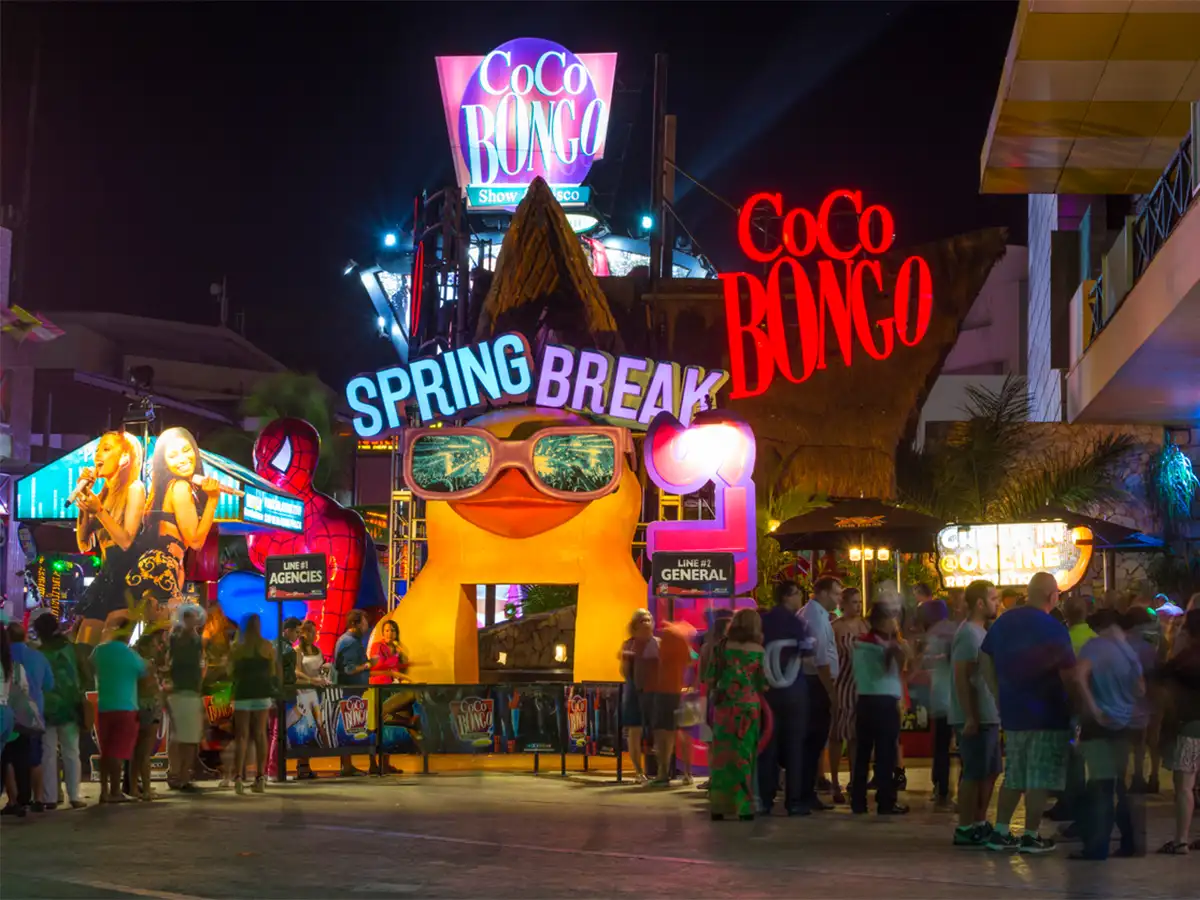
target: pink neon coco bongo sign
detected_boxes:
[436,38,618,194]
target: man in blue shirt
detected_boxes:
[1072,608,1144,860]
[8,622,54,812]
[333,611,374,776]
[758,580,813,815]
[798,576,841,811]
[981,572,1075,854]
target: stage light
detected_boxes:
[376,316,385,331]
[639,213,655,232]
[343,259,359,276]
[390,322,401,337]
[383,232,398,248]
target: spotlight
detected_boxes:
[639,213,655,233]
[383,232,398,249]
[343,259,359,276]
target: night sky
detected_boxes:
[1,1,1023,388]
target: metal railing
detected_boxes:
[1084,128,1196,347]
[1133,131,1195,282]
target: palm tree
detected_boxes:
[205,372,352,495]
[755,446,829,605]
[897,376,1136,523]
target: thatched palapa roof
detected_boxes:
[476,177,621,354]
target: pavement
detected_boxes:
[1,763,1195,899]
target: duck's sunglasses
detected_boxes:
[402,426,634,502]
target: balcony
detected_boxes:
[1067,123,1200,426]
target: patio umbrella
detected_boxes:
[1020,506,1164,552]
[772,498,947,554]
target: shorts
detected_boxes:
[96,710,139,761]
[1079,729,1131,781]
[640,692,679,732]
[621,684,642,728]
[167,692,204,744]
[138,701,163,730]
[1164,735,1200,774]
[956,724,1002,781]
[234,698,273,712]
[1003,729,1070,792]
[29,733,43,763]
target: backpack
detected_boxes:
[42,640,83,727]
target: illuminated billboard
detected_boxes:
[936,522,1094,591]
[436,38,617,211]
[16,437,303,533]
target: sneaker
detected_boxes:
[1019,833,1057,854]
[955,823,994,848]
[234,779,245,796]
[986,830,1021,852]
[251,777,265,794]
[954,825,980,846]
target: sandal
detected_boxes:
[1156,841,1190,855]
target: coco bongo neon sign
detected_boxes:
[720,190,933,399]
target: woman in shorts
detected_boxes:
[228,614,276,795]
[1157,610,1200,855]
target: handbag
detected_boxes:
[675,692,706,728]
[10,664,46,737]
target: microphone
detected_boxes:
[65,474,97,509]
[193,474,244,498]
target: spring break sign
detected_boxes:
[436,38,618,210]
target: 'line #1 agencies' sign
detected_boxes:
[652,552,736,599]
[265,554,328,601]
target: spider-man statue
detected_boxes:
[247,418,367,657]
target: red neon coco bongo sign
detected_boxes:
[720,189,933,399]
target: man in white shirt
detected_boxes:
[798,576,841,811]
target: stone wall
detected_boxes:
[1012,422,1164,595]
[478,606,576,676]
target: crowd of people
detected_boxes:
[620,575,1200,858]
[0,604,412,818]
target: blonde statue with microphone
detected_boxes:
[126,427,222,613]
[75,431,147,644]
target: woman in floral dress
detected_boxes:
[704,608,766,820]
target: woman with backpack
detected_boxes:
[33,613,90,810]
[1,622,38,818]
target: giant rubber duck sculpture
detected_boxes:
[371,407,648,684]
[247,418,367,657]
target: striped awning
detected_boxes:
[981,0,1200,194]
